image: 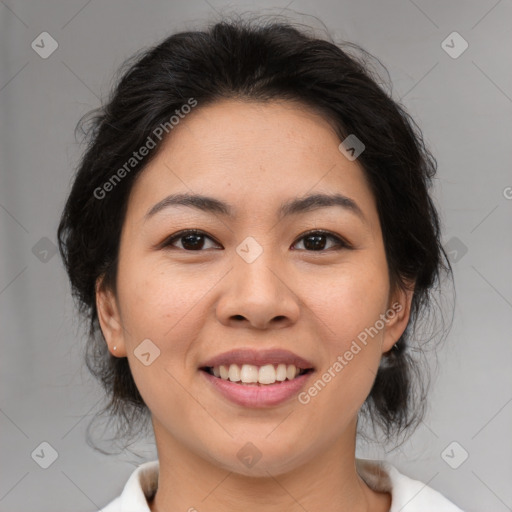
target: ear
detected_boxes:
[95,276,127,357]
[381,281,415,354]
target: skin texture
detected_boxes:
[96,99,414,512]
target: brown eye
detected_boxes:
[162,229,350,252]
[292,231,350,251]
[163,230,221,251]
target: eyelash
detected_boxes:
[161,229,352,252]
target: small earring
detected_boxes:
[113,346,117,351]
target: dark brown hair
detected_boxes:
[57,14,453,452]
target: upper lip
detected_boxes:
[200,348,315,370]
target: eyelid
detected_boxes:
[159,229,221,250]
[160,228,352,251]
[293,229,352,250]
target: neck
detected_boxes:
[148,418,390,512]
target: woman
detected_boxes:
[57,15,463,512]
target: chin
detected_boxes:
[205,437,315,478]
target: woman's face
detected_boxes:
[97,99,412,476]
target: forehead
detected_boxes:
[126,99,378,226]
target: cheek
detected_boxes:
[118,259,206,337]
[299,259,389,406]
[116,261,209,398]
[306,258,390,340]
[119,273,206,424]
[298,284,388,431]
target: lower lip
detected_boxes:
[200,369,314,407]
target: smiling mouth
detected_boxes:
[200,363,314,385]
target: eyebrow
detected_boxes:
[144,192,366,223]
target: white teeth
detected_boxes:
[210,363,305,384]
[276,363,287,381]
[240,364,259,383]
[286,364,297,380]
[228,364,240,382]
[258,364,276,384]
[219,365,229,380]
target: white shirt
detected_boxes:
[99,459,464,511]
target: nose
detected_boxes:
[215,249,300,330]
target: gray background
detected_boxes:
[1,1,511,511]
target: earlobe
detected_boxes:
[95,277,127,357]
[381,283,415,354]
